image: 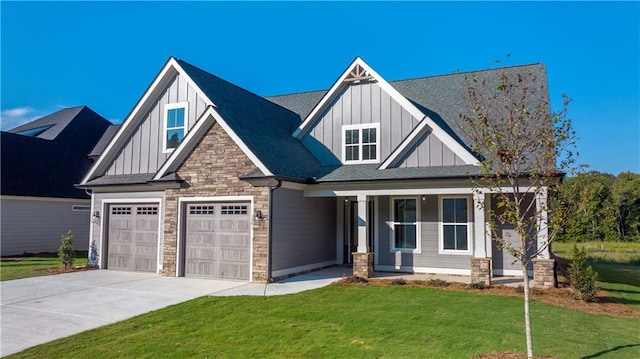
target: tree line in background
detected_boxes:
[557,171,640,242]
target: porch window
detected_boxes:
[164,102,188,152]
[342,123,380,164]
[441,197,470,253]
[392,198,418,251]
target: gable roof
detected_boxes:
[2,106,111,198]
[174,59,323,180]
[267,62,548,171]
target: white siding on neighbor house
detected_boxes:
[395,133,464,168]
[302,81,421,165]
[271,188,336,274]
[1,197,90,256]
[90,191,165,269]
[105,74,209,176]
[376,195,471,271]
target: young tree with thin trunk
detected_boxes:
[461,67,578,358]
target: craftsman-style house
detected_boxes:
[79,57,555,286]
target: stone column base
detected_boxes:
[471,257,492,286]
[352,252,374,278]
[532,259,556,288]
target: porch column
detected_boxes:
[471,192,491,286]
[473,193,487,258]
[353,194,373,278]
[356,194,368,253]
[536,189,549,259]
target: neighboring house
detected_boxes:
[79,57,556,286]
[1,106,111,256]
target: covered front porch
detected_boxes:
[318,184,554,288]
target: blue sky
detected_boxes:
[2,1,638,175]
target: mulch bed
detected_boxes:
[37,265,97,276]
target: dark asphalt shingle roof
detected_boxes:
[88,124,120,159]
[1,106,111,198]
[177,59,323,180]
[314,164,483,182]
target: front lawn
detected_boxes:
[8,284,640,359]
[0,252,88,281]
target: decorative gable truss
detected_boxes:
[293,57,478,169]
[81,58,271,186]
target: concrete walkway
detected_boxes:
[0,269,343,356]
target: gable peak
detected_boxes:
[344,63,374,84]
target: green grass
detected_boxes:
[8,285,640,359]
[0,252,88,281]
[552,241,640,264]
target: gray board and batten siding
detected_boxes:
[271,188,337,274]
[376,195,471,271]
[106,74,209,176]
[301,80,462,167]
[0,198,90,256]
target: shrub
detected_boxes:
[344,276,369,284]
[390,278,407,285]
[88,240,99,267]
[469,281,487,290]
[57,230,75,269]
[568,245,598,302]
[427,279,449,287]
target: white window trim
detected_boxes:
[341,123,380,164]
[163,102,189,153]
[438,195,473,255]
[389,196,421,253]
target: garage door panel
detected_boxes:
[185,203,250,280]
[108,204,159,273]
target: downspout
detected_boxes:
[267,179,282,283]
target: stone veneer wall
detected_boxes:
[470,257,492,286]
[162,122,270,282]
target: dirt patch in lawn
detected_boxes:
[333,277,640,319]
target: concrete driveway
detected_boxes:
[1,269,341,356]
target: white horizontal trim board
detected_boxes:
[375,265,471,276]
[305,186,544,198]
[1,195,90,203]
[271,260,338,278]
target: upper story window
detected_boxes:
[342,123,380,164]
[164,102,188,152]
[440,197,471,254]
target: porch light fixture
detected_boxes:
[422,195,426,201]
[91,211,100,224]
[255,210,263,220]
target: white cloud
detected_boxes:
[0,107,41,131]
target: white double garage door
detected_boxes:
[107,202,251,280]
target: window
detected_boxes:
[221,205,248,215]
[342,123,380,164]
[189,205,215,215]
[111,207,131,215]
[441,197,470,253]
[164,102,188,152]
[391,198,418,251]
[137,207,158,215]
[72,205,91,212]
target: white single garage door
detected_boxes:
[185,203,251,280]
[107,204,159,272]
